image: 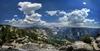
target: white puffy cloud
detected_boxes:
[5,18,17,24]
[4,1,99,28]
[23,13,42,24]
[14,15,18,17]
[46,8,99,28]
[46,10,67,16]
[46,11,58,16]
[18,2,42,14]
[59,8,91,25]
[5,2,46,27]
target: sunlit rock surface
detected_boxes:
[0,25,100,51]
[72,41,93,51]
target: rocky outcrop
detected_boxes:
[0,25,100,51]
[59,45,73,51]
[0,43,59,51]
[59,41,94,51]
[72,41,93,51]
[20,43,59,51]
[93,36,100,51]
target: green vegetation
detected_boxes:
[0,25,71,47]
[0,25,45,46]
[1,25,96,48]
[80,35,92,44]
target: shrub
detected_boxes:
[80,35,92,44]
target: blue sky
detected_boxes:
[0,0,100,28]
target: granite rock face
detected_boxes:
[59,41,93,51]
[72,41,93,51]
[20,43,59,51]
[0,43,59,51]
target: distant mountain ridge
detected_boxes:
[0,24,100,40]
[52,26,100,40]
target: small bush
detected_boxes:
[80,35,92,44]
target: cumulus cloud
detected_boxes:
[4,2,99,28]
[5,18,17,24]
[5,2,46,27]
[59,8,91,25]
[46,10,67,16]
[46,11,58,16]
[46,8,99,28]
[18,2,42,14]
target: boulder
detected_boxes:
[96,36,100,43]
[20,43,39,51]
[59,45,73,51]
[59,41,94,51]
[72,41,93,51]
[93,36,100,50]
